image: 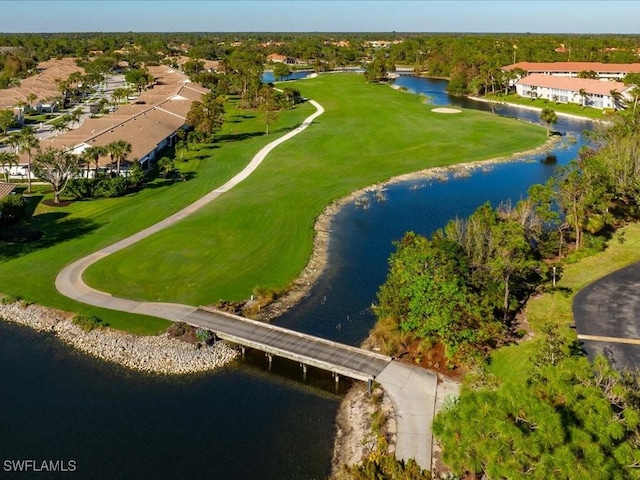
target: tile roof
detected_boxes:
[0,182,16,199]
[0,58,85,109]
[20,66,207,167]
[504,62,640,74]
[516,74,631,96]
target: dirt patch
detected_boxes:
[41,199,74,207]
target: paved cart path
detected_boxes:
[55,99,438,471]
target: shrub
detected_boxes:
[67,178,97,199]
[0,294,21,305]
[93,176,130,198]
[0,194,26,226]
[72,314,106,332]
[195,328,213,343]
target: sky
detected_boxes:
[1,1,640,34]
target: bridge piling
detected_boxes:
[266,353,273,370]
[300,363,307,381]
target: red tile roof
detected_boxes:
[504,62,640,74]
[516,74,630,96]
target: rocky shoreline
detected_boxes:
[0,300,238,375]
[1,113,558,472]
[330,382,397,474]
[258,134,560,322]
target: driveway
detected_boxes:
[573,261,640,370]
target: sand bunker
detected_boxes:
[431,107,462,114]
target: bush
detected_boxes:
[72,314,106,332]
[0,294,21,305]
[67,178,96,199]
[195,328,213,343]
[94,176,130,198]
[0,194,26,226]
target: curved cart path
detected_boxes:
[55,99,439,471]
[573,261,640,370]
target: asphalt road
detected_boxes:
[573,261,640,370]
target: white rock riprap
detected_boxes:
[0,301,238,375]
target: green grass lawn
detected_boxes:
[488,223,640,382]
[84,74,546,306]
[1,73,546,334]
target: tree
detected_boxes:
[26,92,37,110]
[68,107,83,128]
[364,55,393,83]
[440,202,541,321]
[50,115,70,136]
[434,353,640,479]
[272,62,292,81]
[577,69,599,79]
[12,127,39,193]
[578,87,589,108]
[0,151,18,182]
[540,107,558,136]
[111,87,131,106]
[227,49,265,108]
[185,92,225,142]
[375,232,499,361]
[552,154,612,250]
[258,86,280,134]
[157,156,175,178]
[82,145,106,177]
[124,68,154,92]
[0,109,14,135]
[33,148,81,204]
[105,140,132,175]
[609,89,624,111]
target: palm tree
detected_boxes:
[0,151,18,182]
[68,108,83,128]
[578,88,588,109]
[83,145,106,177]
[50,115,70,136]
[105,140,132,175]
[609,89,623,111]
[14,127,40,193]
[26,92,37,111]
[540,107,558,137]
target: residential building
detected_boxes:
[8,66,208,179]
[266,53,295,64]
[515,74,633,109]
[0,183,16,200]
[503,62,640,81]
[0,58,85,113]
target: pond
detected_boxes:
[0,75,592,480]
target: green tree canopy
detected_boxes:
[434,351,640,479]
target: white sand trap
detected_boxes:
[431,107,462,114]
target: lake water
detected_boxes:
[0,76,592,479]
